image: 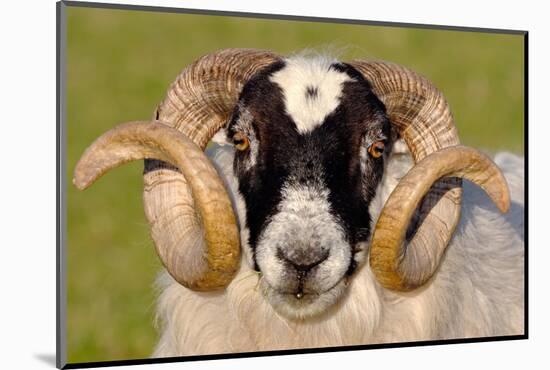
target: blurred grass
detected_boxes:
[66,5,525,364]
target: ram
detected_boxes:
[74,49,524,355]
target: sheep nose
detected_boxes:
[277,248,329,273]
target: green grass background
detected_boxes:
[66,5,525,364]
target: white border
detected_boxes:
[2,0,547,369]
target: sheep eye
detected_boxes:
[232,132,250,151]
[368,141,385,158]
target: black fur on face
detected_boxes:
[226,60,393,276]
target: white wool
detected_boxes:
[153,143,524,356]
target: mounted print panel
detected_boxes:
[58,1,526,368]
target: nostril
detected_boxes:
[277,248,329,273]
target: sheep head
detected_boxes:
[73,49,510,319]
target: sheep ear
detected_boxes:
[211,128,231,146]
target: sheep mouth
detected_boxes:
[260,277,348,320]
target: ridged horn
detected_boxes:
[74,121,240,290]
[75,49,281,290]
[369,146,510,290]
[350,60,509,291]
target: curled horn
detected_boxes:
[74,49,281,290]
[349,60,510,291]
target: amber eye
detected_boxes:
[368,141,385,158]
[232,132,250,151]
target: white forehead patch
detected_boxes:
[270,56,352,134]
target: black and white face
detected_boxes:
[226,57,392,319]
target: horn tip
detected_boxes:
[496,178,511,214]
[73,172,90,191]
[497,195,511,214]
